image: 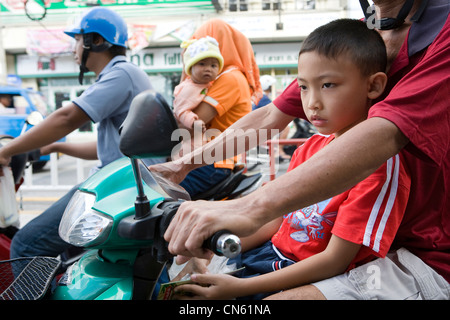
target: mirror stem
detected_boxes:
[131,158,150,219]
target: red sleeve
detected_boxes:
[273,80,306,119]
[369,15,450,165]
[332,154,411,259]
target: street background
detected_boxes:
[17,156,97,226]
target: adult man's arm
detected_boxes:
[0,103,90,166]
[165,116,408,262]
[149,102,294,183]
[40,141,98,160]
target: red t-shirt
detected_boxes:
[273,3,450,281]
[271,135,411,271]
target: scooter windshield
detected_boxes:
[138,160,191,201]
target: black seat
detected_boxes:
[192,165,246,201]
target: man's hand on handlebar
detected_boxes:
[164,198,258,264]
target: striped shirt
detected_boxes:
[271,134,411,270]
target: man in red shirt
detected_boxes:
[271,0,450,298]
[155,0,450,299]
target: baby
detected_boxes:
[173,36,224,130]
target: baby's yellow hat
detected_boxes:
[181,36,224,76]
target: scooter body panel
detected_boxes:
[95,279,133,300]
[52,158,171,300]
[51,249,135,300]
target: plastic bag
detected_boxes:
[0,167,19,228]
[168,255,237,281]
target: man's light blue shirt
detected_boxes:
[74,56,152,172]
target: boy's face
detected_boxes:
[297,51,372,138]
[190,58,220,84]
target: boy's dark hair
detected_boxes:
[300,19,387,76]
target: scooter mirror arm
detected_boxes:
[130,158,150,219]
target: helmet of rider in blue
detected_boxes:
[64,7,128,83]
[64,7,128,47]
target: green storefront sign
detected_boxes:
[0,0,218,24]
[0,0,217,12]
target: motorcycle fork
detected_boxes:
[132,249,167,300]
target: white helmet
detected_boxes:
[260,75,276,91]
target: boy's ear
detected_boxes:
[367,72,388,100]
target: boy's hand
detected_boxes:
[174,273,242,300]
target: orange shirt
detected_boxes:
[188,19,261,169]
[204,67,251,169]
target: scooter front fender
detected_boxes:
[51,249,135,300]
[94,279,133,300]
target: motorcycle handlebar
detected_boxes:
[154,200,241,261]
[204,230,241,259]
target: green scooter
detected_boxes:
[0,90,241,300]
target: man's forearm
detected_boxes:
[45,141,98,160]
[1,104,88,159]
[246,117,408,226]
[176,104,294,167]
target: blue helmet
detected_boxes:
[64,7,128,48]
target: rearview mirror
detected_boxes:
[119,90,179,159]
[26,111,44,126]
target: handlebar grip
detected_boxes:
[204,230,241,259]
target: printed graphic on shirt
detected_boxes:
[284,198,336,243]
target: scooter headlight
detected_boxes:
[59,191,113,247]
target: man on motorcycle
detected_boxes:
[0,7,153,259]
[155,0,450,300]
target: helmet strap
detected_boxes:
[78,32,113,84]
[78,49,90,85]
[360,0,414,30]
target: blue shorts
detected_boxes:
[180,164,231,197]
[229,241,295,300]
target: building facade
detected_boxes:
[1,0,362,118]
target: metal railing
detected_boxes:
[21,153,87,191]
[19,139,307,191]
[266,138,307,180]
